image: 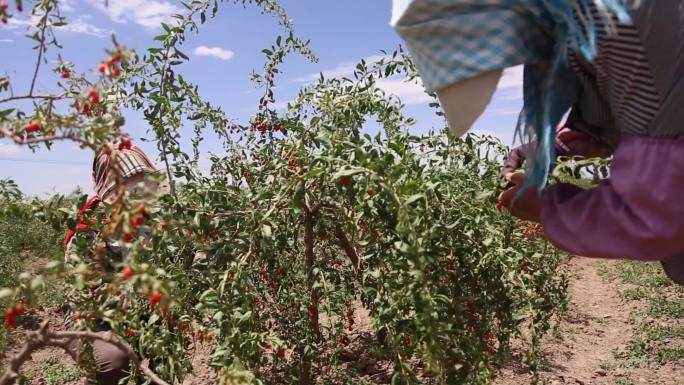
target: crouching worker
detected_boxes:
[63,139,166,385]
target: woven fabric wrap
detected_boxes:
[93,146,157,200]
[391,1,556,93]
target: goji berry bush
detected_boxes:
[0,1,569,384]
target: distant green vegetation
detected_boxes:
[0,179,81,349]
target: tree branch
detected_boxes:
[0,321,170,385]
[0,94,69,104]
[29,7,51,96]
[0,126,96,150]
[334,224,360,271]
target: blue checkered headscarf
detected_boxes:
[392,0,632,191]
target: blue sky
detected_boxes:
[0,0,523,196]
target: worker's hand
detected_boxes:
[498,172,542,223]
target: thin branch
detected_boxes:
[0,93,69,104]
[334,224,360,271]
[29,9,50,96]
[0,126,96,150]
[0,321,170,385]
[300,196,318,385]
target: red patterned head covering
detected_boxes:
[92,140,157,201]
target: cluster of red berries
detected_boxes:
[516,222,544,239]
[98,53,123,79]
[23,121,40,133]
[73,310,95,321]
[122,206,145,241]
[0,0,22,25]
[261,342,285,358]
[77,88,100,116]
[4,304,25,329]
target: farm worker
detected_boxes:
[63,140,164,385]
[391,1,684,284]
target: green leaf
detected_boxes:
[405,194,425,206]
[332,168,365,179]
[261,224,272,239]
[0,288,14,300]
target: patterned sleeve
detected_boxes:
[390,1,555,92]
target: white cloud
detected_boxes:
[62,15,109,36]
[484,106,521,116]
[193,46,235,61]
[6,14,107,36]
[60,0,77,13]
[295,54,386,83]
[498,65,524,89]
[376,77,433,105]
[0,143,22,156]
[88,0,182,30]
[0,39,13,43]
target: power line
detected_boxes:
[0,157,89,165]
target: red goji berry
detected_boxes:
[88,88,99,104]
[275,347,285,358]
[24,122,40,133]
[149,291,162,307]
[5,308,15,329]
